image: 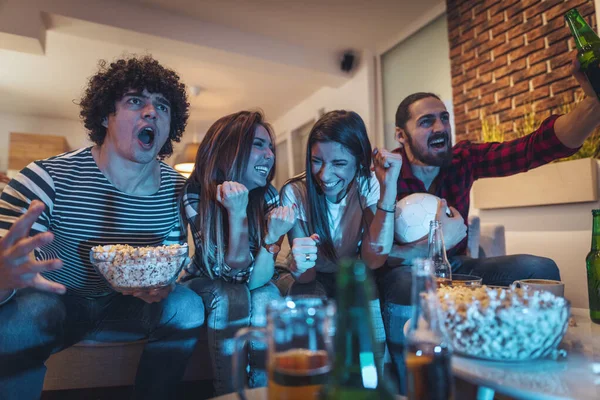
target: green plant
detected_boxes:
[479,110,504,143]
[478,94,600,162]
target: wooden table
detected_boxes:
[210,387,407,399]
[453,308,600,400]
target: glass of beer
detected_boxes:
[233,296,335,400]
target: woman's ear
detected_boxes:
[101,117,108,129]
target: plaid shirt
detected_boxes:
[182,183,279,283]
[395,115,579,256]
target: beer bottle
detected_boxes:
[428,220,452,287]
[405,258,454,400]
[565,8,600,100]
[586,209,600,324]
[320,259,396,400]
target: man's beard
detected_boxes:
[405,130,453,167]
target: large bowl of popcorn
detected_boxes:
[90,244,189,292]
[432,285,570,361]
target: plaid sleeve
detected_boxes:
[467,115,580,180]
[264,184,280,213]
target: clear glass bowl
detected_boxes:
[90,244,189,292]
[435,286,570,361]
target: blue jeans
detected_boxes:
[0,285,205,400]
[376,254,560,394]
[183,277,280,395]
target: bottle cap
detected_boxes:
[593,209,600,216]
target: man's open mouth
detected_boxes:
[138,127,155,147]
[428,133,448,149]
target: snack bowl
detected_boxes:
[90,243,189,292]
[431,285,570,361]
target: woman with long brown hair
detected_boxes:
[181,110,294,395]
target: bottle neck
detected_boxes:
[428,222,449,262]
[409,263,439,331]
[565,10,600,52]
[332,270,383,388]
[592,214,600,250]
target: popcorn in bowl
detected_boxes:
[90,244,189,292]
[430,285,570,361]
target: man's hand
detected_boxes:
[290,234,320,275]
[0,200,65,293]
[124,282,175,304]
[437,199,467,250]
[571,55,598,101]
[372,148,403,189]
[216,181,249,217]
[265,206,296,244]
[0,173,10,184]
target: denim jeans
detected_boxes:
[376,254,560,394]
[275,271,336,298]
[0,285,205,400]
[183,277,280,395]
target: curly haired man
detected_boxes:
[0,55,205,400]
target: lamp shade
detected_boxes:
[174,142,200,176]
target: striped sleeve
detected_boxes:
[0,161,55,238]
[162,172,187,245]
[264,184,279,213]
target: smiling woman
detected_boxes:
[179,110,296,395]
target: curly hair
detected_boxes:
[79,55,190,159]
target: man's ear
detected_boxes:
[395,127,407,147]
[101,117,108,129]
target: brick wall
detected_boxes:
[447,0,597,141]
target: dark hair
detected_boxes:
[395,92,441,130]
[290,110,372,262]
[79,55,190,159]
[188,110,275,270]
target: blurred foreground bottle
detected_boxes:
[586,209,600,324]
[565,8,600,100]
[405,258,454,400]
[320,259,396,400]
[428,220,452,287]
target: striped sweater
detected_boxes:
[0,147,186,296]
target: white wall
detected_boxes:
[470,161,600,309]
[272,53,376,181]
[380,13,453,149]
[272,56,375,140]
[0,112,89,172]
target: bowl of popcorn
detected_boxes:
[431,285,570,361]
[90,243,189,292]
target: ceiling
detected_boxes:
[0,0,442,137]
[123,0,440,52]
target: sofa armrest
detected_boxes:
[467,215,481,258]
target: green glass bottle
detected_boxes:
[565,8,600,101]
[320,259,396,400]
[586,209,600,324]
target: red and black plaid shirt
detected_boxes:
[394,115,579,256]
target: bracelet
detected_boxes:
[376,200,395,213]
[0,289,16,307]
